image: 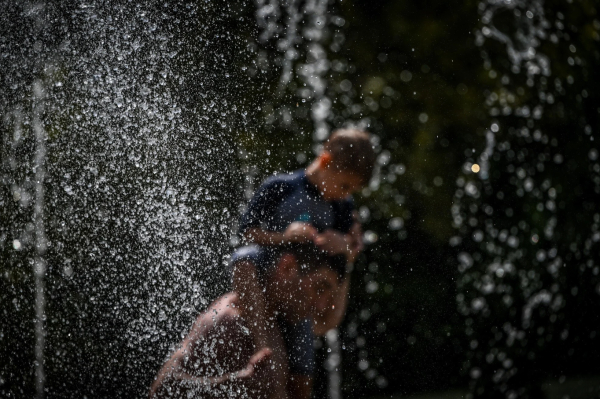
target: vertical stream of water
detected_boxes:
[32,79,48,399]
[252,0,344,396]
[455,0,600,396]
[1,3,244,396]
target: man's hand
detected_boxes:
[347,221,364,262]
[236,347,273,381]
[313,229,351,256]
[283,222,318,244]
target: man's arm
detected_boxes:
[150,346,273,399]
[312,274,350,336]
[232,260,271,351]
[150,298,282,399]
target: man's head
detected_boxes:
[313,128,376,201]
[265,244,345,322]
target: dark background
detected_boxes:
[1,0,599,398]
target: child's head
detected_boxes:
[313,128,376,200]
[323,129,376,184]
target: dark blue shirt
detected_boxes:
[239,170,354,234]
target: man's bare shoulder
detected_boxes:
[206,292,241,317]
[187,293,243,337]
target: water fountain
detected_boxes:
[4,0,597,398]
[454,0,600,397]
[1,2,246,397]
[2,0,359,397]
[32,78,49,399]
[252,1,346,396]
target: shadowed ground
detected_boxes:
[370,375,600,399]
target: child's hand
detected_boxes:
[283,222,318,244]
[314,229,351,256]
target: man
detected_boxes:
[149,244,345,399]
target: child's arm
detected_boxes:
[314,229,362,263]
[313,230,351,255]
[232,260,271,351]
[243,222,318,246]
[313,213,364,262]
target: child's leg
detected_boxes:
[280,318,315,399]
[232,260,271,351]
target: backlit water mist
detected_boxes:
[454,0,600,397]
[2,1,599,398]
[1,1,345,397]
[1,2,245,397]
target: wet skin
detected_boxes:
[149,293,281,399]
[150,262,340,399]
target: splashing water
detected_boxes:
[254,0,338,144]
[455,0,600,397]
[253,1,346,396]
[1,0,389,397]
[478,0,551,80]
[32,78,48,399]
[1,2,244,397]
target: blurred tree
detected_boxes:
[242,0,600,398]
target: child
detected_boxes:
[240,128,375,260]
[232,128,376,392]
